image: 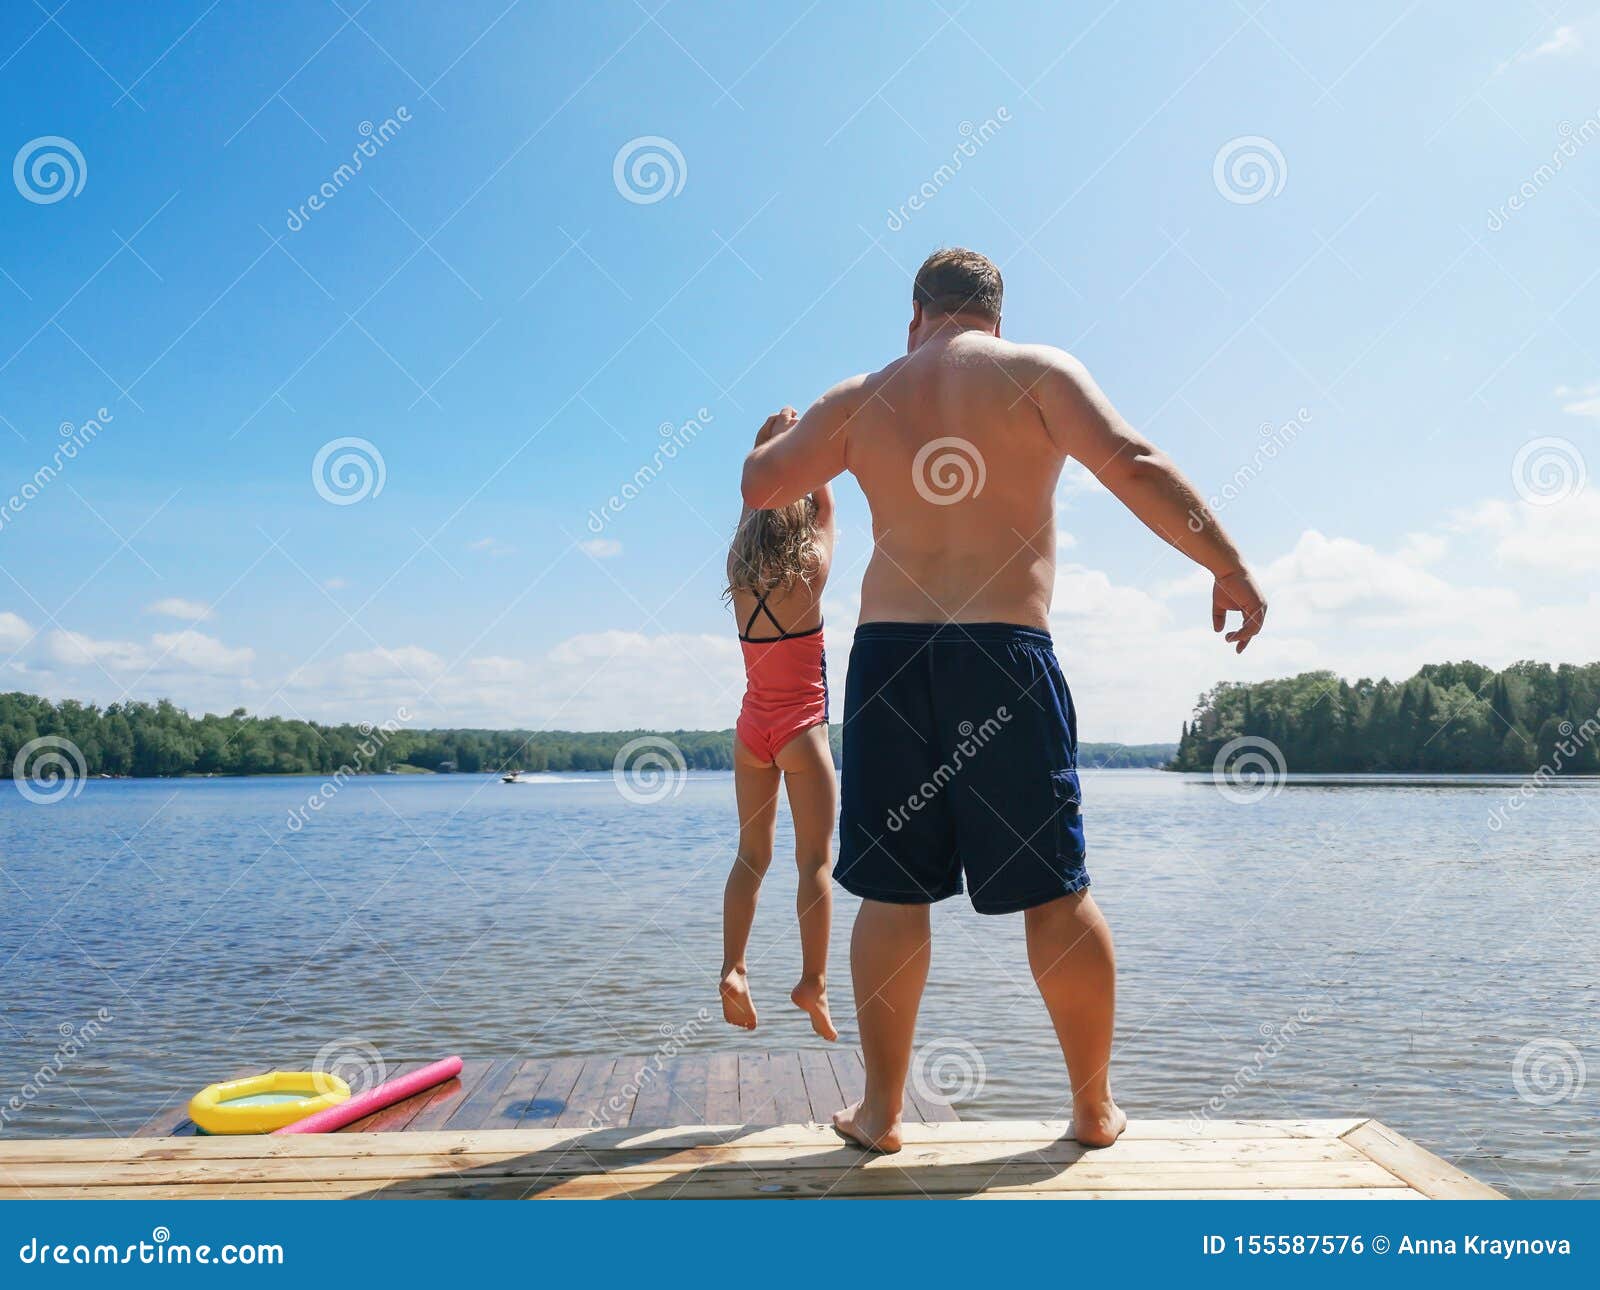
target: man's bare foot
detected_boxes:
[1070,1098,1127,1148]
[831,1101,902,1154]
[719,967,757,1030]
[790,976,838,1042]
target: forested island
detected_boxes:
[0,692,1173,778]
[1172,661,1600,774]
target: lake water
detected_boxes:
[1,769,1594,1198]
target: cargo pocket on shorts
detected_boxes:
[1050,768,1085,861]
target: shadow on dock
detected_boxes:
[349,1124,1090,1200]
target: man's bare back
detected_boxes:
[823,331,1077,629]
[745,311,1266,648]
[738,247,1266,1156]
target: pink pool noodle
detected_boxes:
[273,1056,463,1134]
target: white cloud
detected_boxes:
[0,612,33,650]
[468,537,514,557]
[1396,531,1448,565]
[45,628,254,677]
[579,538,623,559]
[329,645,448,683]
[1450,493,1600,572]
[144,597,211,622]
[47,630,152,672]
[149,631,254,676]
[281,630,742,730]
[1526,24,1583,59]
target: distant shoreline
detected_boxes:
[0,692,1175,779]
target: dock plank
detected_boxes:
[797,1050,843,1123]
[0,1136,1372,1187]
[555,1058,618,1129]
[738,1053,776,1124]
[437,1059,522,1131]
[1342,1120,1505,1200]
[337,1062,430,1134]
[625,1055,679,1127]
[0,1116,1495,1200]
[516,1057,585,1128]
[827,1048,865,1108]
[661,1053,710,1125]
[402,1058,498,1131]
[703,1053,740,1125]
[592,1057,644,1129]
[766,1051,813,1125]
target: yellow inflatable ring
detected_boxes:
[188,1070,350,1134]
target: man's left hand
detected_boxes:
[753,407,799,446]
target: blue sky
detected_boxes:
[1,1,1596,741]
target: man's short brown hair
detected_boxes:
[913,247,1002,321]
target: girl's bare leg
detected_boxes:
[722,735,781,1029]
[775,722,838,1041]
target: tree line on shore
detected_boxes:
[1171,661,1600,774]
[0,691,1173,778]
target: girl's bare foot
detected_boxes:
[789,976,838,1041]
[719,967,757,1030]
[1070,1098,1127,1148]
[831,1100,902,1153]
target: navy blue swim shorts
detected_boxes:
[836,621,1088,915]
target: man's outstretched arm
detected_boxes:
[740,377,863,509]
[1031,348,1268,653]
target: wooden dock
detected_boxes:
[132,1049,960,1137]
[0,1050,1503,1200]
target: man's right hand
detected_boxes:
[1212,569,1267,653]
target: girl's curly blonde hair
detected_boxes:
[724,497,823,600]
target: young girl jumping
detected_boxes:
[720,408,838,1042]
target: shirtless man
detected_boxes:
[741,248,1266,1153]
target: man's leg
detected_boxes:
[1024,889,1126,1146]
[832,898,930,1153]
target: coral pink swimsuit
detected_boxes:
[735,590,829,763]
